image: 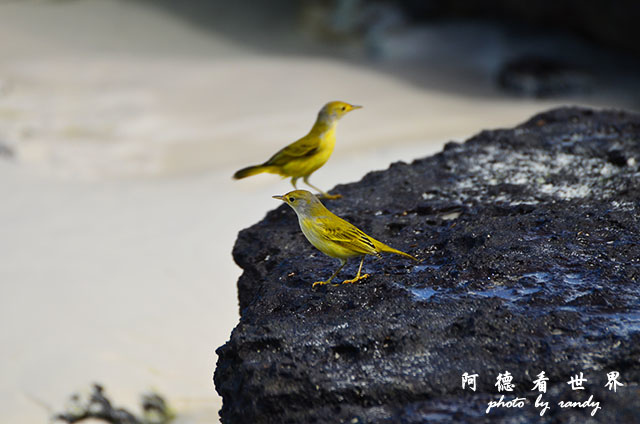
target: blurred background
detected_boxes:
[0,0,638,422]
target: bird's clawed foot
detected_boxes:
[312,280,330,288]
[341,273,370,284]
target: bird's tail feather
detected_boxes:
[233,164,275,179]
[378,244,419,261]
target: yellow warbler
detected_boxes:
[234,101,361,199]
[273,190,418,287]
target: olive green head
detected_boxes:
[318,101,362,122]
[272,189,325,217]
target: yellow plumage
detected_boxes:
[273,190,418,287]
[234,101,361,199]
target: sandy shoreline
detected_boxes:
[0,1,630,422]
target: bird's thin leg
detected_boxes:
[303,176,341,199]
[291,177,300,189]
[312,259,347,288]
[342,256,370,284]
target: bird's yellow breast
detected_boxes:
[281,126,336,177]
[298,216,361,259]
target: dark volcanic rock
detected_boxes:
[215,107,640,423]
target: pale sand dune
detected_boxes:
[0,1,608,423]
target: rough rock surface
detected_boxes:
[215,107,640,423]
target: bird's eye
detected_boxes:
[289,197,295,202]
[341,106,346,111]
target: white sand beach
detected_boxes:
[0,1,626,422]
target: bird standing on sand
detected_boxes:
[273,190,418,287]
[234,101,361,199]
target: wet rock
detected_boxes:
[215,107,640,423]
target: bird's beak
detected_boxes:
[272,195,285,201]
[350,105,363,110]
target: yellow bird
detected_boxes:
[234,101,361,199]
[273,190,418,287]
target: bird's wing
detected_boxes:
[265,134,320,166]
[315,217,379,256]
